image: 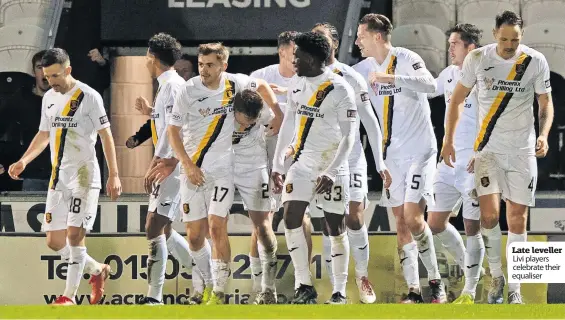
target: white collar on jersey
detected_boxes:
[304,67,332,84]
[157,69,178,87]
[326,60,341,71]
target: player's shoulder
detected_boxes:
[76,81,102,102]
[334,63,367,91]
[352,58,374,76]
[327,71,354,95]
[519,44,547,62]
[393,47,423,62]
[250,64,278,77]
[467,44,495,62]
[438,64,457,79]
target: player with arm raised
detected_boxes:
[426,24,485,304]
[441,11,554,304]
[9,48,121,305]
[311,22,391,304]
[353,13,445,303]
[167,42,283,305]
[271,32,357,304]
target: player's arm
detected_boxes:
[255,78,284,135]
[427,69,446,99]
[8,130,49,180]
[167,88,205,186]
[389,53,437,93]
[355,89,391,188]
[271,97,296,193]
[98,127,122,200]
[441,52,477,167]
[127,120,152,149]
[534,56,554,158]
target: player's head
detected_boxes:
[233,89,263,128]
[174,53,195,81]
[493,10,523,59]
[293,32,331,77]
[278,31,298,73]
[356,13,393,57]
[146,32,182,79]
[312,22,339,62]
[41,48,72,93]
[198,42,229,87]
[447,23,482,67]
[32,50,49,92]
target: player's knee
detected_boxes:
[427,214,448,234]
[66,230,83,245]
[345,213,363,230]
[464,219,481,236]
[209,218,228,240]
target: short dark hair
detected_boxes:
[359,13,393,36]
[446,23,482,47]
[148,32,182,67]
[32,50,47,67]
[495,10,523,29]
[294,32,331,65]
[40,48,70,68]
[277,31,299,48]
[233,89,263,120]
[180,53,192,61]
[313,22,339,43]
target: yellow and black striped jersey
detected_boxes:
[284,68,357,176]
[39,80,109,190]
[169,72,257,173]
[460,43,551,155]
[353,47,437,160]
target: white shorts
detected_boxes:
[283,166,350,215]
[428,149,479,220]
[380,151,436,208]
[349,164,368,204]
[473,151,537,206]
[235,167,273,212]
[148,168,181,221]
[180,173,234,222]
[42,187,100,232]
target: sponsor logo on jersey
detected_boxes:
[70,100,80,111]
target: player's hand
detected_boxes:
[379,169,392,189]
[269,83,288,95]
[126,136,140,149]
[88,49,107,66]
[183,161,205,187]
[535,135,549,158]
[440,141,456,168]
[284,146,295,160]
[135,96,153,116]
[315,175,334,194]
[268,112,283,136]
[467,156,475,173]
[369,72,395,84]
[0,164,4,175]
[148,158,178,185]
[144,160,159,194]
[8,160,26,180]
[106,174,122,201]
[271,172,284,194]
